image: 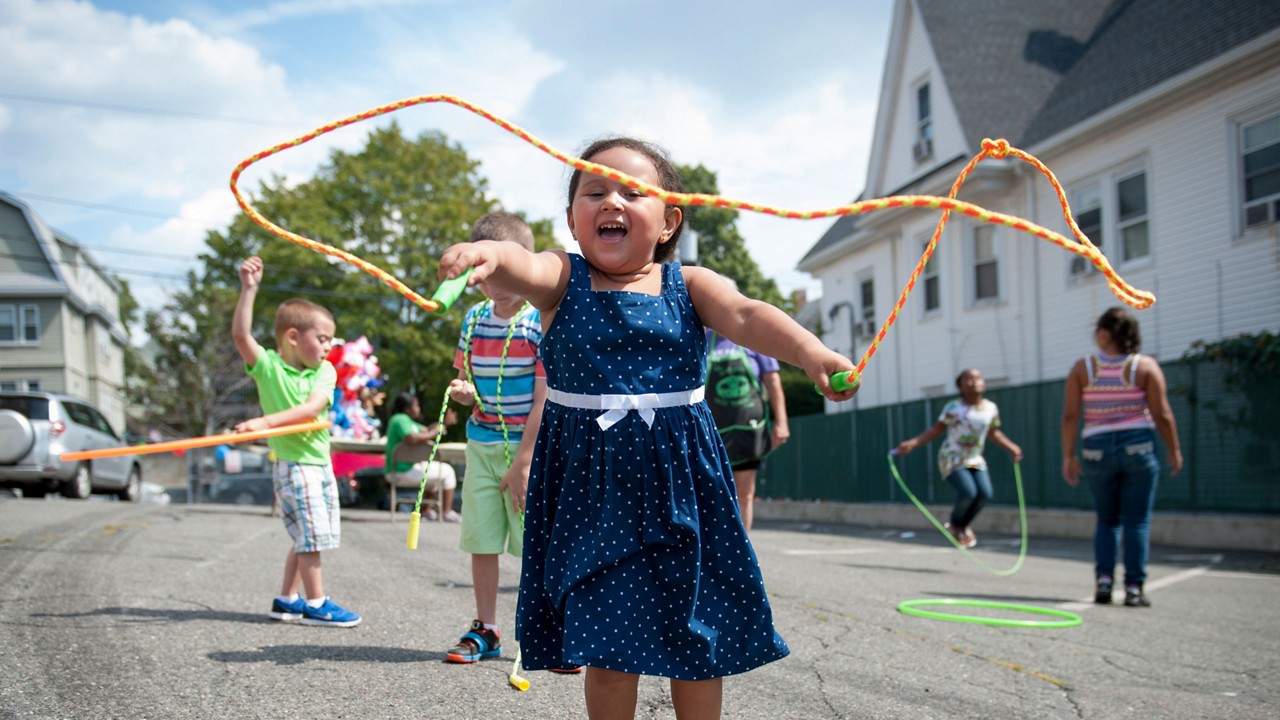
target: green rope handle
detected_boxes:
[886,452,1027,576]
[429,268,473,312]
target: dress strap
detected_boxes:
[546,386,706,430]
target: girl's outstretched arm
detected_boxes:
[684,266,857,402]
[439,242,570,313]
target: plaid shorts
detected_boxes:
[273,460,341,553]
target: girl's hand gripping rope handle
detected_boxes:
[429,268,473,312]
[830,371,860,393]
[814,370,862,396]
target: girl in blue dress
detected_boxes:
[439,137,857,719]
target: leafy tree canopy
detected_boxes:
[136,122,556,434]
[677,163,787,310]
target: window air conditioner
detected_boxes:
[913,138,933,162]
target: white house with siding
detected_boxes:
[799,0,1280,410]
[0,192,130,430]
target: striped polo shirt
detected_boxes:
[453,300,544,444]
[1081,353,1155,438]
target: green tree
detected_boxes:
[677,164,787,309]
[137,123,556,435]
[677,164,825,415]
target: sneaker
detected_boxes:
[423,508,440,521]
[962,528,978,548]
[446,619,501,663]
[300,597,362,628]
[268,596,307,622]
[943,522,964,547]
[443,510,461,523]
[1124,584,1151,607]
[1095,577,1113,605]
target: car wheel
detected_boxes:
[62,464,93,499]
[233,490,258,506]
[0,409,35,464]
[118,467,142,503]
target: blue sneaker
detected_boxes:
[269,596,307,622]
[301,597,362,628]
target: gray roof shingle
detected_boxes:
[799,0,1280,270]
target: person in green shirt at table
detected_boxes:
[384,391,458,521]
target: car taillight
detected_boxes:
[49,421,66,438]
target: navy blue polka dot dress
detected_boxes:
[515,253,789,680]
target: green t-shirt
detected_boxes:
[384,413,424,474]
[246,349,335,464]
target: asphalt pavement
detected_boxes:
[1,497,1277,719]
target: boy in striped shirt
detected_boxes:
[444,212,548,664]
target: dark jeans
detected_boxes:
[1082,428,1160,586]
[945,466,992,529]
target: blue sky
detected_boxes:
[1,0,892,314]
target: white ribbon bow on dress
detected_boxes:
[546,387,706,431]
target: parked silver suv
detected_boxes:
[0,392,142,501]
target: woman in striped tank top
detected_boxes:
[1062,308,1182,608]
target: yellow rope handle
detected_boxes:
[230,95,1154,377]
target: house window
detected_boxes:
[921,239,941,312]
[0,304,40,344]
[0,381,16,392]
[1242,113,1280,228]
[859,277,876,337]
[1068,168,1150,275]
[973,226,999,301]
[1117,171,1149,262]
[913,82,933,162]
[1070,185,1103,276]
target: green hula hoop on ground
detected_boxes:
[896,598,1081,628]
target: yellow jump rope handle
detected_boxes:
[406,512,422,550]
[509,647,530,691]
[508,671,530,691]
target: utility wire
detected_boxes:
[0,91,295,128]
[7,191,183,220]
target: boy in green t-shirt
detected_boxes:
[232,255,360,628]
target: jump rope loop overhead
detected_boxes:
[230,94,1156,387]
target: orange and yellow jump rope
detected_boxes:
[229,94,1153,396]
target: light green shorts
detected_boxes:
[459,442,523,557]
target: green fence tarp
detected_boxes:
[759,360,1280,515]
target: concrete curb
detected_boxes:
[755,500,1280,553]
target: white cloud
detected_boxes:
[2,0,891,319]
[202,0,446,34]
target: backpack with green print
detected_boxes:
[706,333,771,466]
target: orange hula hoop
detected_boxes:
[59,420,330,462]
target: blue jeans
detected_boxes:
[945,466,992,529]
[1082,428,1160,586]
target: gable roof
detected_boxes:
[0,192,128,343]
[799,0,1280,272]
[1021,0,1280,147]
[919,0,1115,151]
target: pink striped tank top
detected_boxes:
[1081,353,1154,438]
